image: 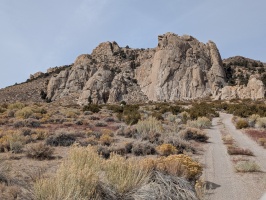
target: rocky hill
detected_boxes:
[0,32,265,104]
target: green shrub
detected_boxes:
[235,161,260,172]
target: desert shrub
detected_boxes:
[15,107,33,119]
[236,118,249,129]
[34,147,101,200]
[46,130,75,147]
[178,111,190,124]
[95,121,107,127]
[133,171,198,200]
[186,102,218,120]
[132,141,156,156]
[109,104,141,125]
[227,146,253,156]
[104,117,115,122]
[148,154,202,181]
[164,136,195,154]
[223,102,266,118]
[13,120,26,128]
[116,126,138,138]
[135,117,163,141]
[187,117,211,129]
[222,134,234,145]
[99,134,113,146]
[179,128,208,142]
[0,183,21,199]
[8,102,25,110]
[25,143,54,160]
[0,107,6,114]
[104,153,151,196]
[83,104,102,113]
[0,131,25,153]
[97,145,110,159]
[258,138,266,148]
[235,161,260,172]
[88,115,100,120]
[248,114,260,127]
[156,143,177,156]
[255,117,266,128]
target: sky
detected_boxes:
[0,0,265,89]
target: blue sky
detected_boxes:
[0,0,265,89]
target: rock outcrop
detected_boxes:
[218,75,265,100]
[46,32,227,105]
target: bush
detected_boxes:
[255,117,266,128]
[25,143,54,160]
[179,128,208,142]
[149,154,202,181]
[248,114,260,127]
[99,134,113,146]
[227,146,253,156]
[104,154,151,195]
[156,144,177,156]
[132,141,156,156]
[135,117,162,141]
[187,117,211,129]
[15,107,33,119]
[236,118,249,129]
[235,161,260,172]
[83,104,101,113]
[222,134,234,145]
[46,130,75,147]
[34,147,101,200]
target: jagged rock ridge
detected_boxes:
[46,33,228,104]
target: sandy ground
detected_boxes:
[203,113,266,200]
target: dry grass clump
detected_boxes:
[235,161,260,172]
[103,154,151,196]
[255,117,266,128]
[34,146,200,199]
[222,134,234,145]
[25,143,54,160]
[34,146,101,200]
[187,117,211,129]
[0,183,20,200]
[0,131,25,153]
[235,118,249,129]
[135,117,163,141]
[156,143,177,156]
[7,102,25,110]
[99,134,113,146]
[227,146,254,156]
[144,154,202,181]
[248,114,260,127]
[179,128,209,142]
[163,136,196,153]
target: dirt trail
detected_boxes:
[203,113,266,200]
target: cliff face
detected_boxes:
[46,32,227,105]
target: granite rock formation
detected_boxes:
[46,32,228,105]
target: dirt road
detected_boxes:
[203,113,266,200]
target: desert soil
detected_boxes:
[203,113,266,200]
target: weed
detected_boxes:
[235,161,260,172]
[25,143,54,160]
[156,143,177,156]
